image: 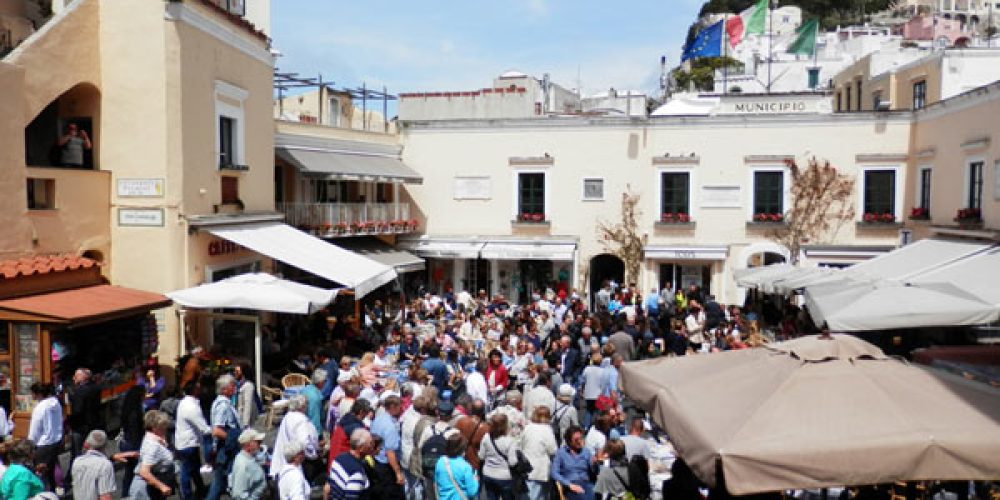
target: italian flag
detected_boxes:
[725,0,768,47]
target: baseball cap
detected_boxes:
[238,429,265,445]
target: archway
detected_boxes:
[734,242,791,306]
[24,82,101,168]
[589,253,624,310]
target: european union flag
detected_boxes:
[682,20,724,62]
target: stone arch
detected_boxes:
[24,82,101,168]
[589,253,624,310]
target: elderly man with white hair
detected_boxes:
[207,374,243,500]
[324,428,372,500]
[270,395,319,480]
[276,441,311,500]
[71,429,128,500]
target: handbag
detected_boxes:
[488,435,533,495]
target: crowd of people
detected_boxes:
[0,280,791,500]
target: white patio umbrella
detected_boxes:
[167,273,341,315]
[734,263,794,289]
[805,280,999,331]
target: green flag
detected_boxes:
[787,18,819,56]
[744,0,769,35]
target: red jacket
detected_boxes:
[485,363,509,390]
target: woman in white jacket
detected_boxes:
[519,406,558,500]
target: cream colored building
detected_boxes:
[907,79,1000,240]
[832,47,1000,112]
[0,0,276,377]
[398,95,914,306]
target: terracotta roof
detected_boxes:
[0,285,171,326]
[0,254,97,280]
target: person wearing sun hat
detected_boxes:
[552,384,579,443]
[229,429,266,500]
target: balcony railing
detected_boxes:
[278,202,416,237]
[207,0,246,16]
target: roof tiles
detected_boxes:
[0,254,97,280]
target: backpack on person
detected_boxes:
[552,404,569,445]
[611,455,651,500]
[421,426,448,479]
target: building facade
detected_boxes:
[398,97,913,307]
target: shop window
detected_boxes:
[659,263,712,297]
[582,178,604,201]
[463,259,491,295]
[967,160,984,210]
[863,169,897,216]
[918,167,932,211]
[660,172,690,216]
[753,171,783,215]
[517,172,545,218]
[27,178,56,210]
[221,176,239,204]
[913,80,927,110]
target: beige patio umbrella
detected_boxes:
[620,334,1000,495]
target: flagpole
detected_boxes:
[723,14,729,94]
[766,0,773,93]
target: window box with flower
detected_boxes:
[908,207,930,221]
[857,212,902,229]
[954,208,982,225]
[514,212,547,224]
[746,213,787,228]
[656,212,695,229]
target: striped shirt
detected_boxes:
[327,452,369,500]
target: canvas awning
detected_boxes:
[397,238,486,259]
[910,245,1000,305]
[620,334,1000,495]
[205,222,397,298]
[805,281,999,331]
[167,273,341,315]
[275,133,422,184]
[844,238,991,281]
[0,285,171,327]
[479,240,576,261]
[333,237,425,274]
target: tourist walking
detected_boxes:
[70,430,120,500]
[207,374,243,500]
[229,429,267,500]
[175,381,210,499]
[0,439,44,500]
[520,406,558,500]
[129,410,176,500]
[325,428,373,500]
[434,431,479,500]
[27,382,62,492]
[370,395,406,500]
[276,442,311,500]
[478,414,518,500]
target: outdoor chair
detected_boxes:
[261,385,286,430]
[281,373,310,389]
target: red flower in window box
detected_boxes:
[909,207,929,219]
[531,213,544,222]
[408,219,419,229]
[769,213,784,222]
[879,213,896,223]
[519,213,532,222]
[661,212,674,222]
[956,208,981,221]
[677,213,691,223]
[863,213,878,223]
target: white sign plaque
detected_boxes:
[700,185,741,208]
[118,208,164,227]
[454,176,492,200]
[117,178,165,197]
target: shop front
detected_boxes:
[0,256,170,436]
[644,245,729,300]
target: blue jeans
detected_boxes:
[205,456,232,500]
[563,482,594,500]
[527,480,549,500]
[484,476,514,500]
[404,470,424,500]
[177,447,206,500]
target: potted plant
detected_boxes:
[334,222,348,234]
[349,221,360,233]
[661,212,674,223]
[955,207,982,222]
[531,213,544,222]
[909,207,929,220]
[677,212,691,223]
[408,218,419,230]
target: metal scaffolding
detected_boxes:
[274,71,397,132]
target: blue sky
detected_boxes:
[270,0,704,100]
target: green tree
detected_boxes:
[672,56,743,92]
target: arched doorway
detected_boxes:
[589,254,624,310]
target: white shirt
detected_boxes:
[175,395,210,450]
[522,385,555,419]
[465,371,488,404]
[28,396,62,446]
[585,427,607,456]
[399,407,421,466]
[276,463,310,500]
[270,411,319,477]
[0,406,12,437]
